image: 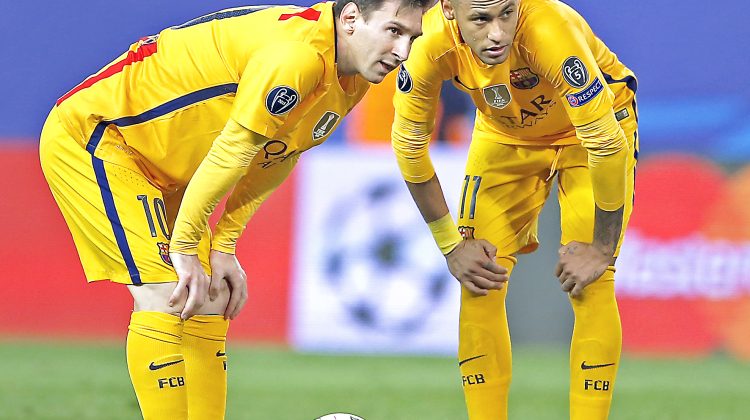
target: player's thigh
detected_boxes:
[458,139,557,256]
[557,139,636,256]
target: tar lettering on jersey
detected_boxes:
[495,94,556,129]
[482,84,512,109]
[265,86,299,115]
[509,67,539,89]
[263,140,288,159]
[566,78,603,107]
[260,140,301,168]
[312,111,341,141]
[397,65,413,93]
[562,56,589,88]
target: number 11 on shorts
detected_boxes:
[459,175,482,220]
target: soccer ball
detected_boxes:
[315,414,365,420]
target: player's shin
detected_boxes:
[127,311,188,420]
[182,315,230,420]
[568,267,621,420]
[459,256,516,420]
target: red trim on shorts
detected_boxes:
[56,42,158,105]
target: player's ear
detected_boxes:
[441,0,456,20]
[339,1,361,34]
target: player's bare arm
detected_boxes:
[405,175,508,296]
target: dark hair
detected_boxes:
[333,0,433,20]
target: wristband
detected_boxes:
[427,213,463,255]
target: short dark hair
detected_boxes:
[333,0,433,20]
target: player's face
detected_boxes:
[443,0,519,65]
[350,1,424,83]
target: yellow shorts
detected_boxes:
[457,105,638,257]
[39,108,211,284]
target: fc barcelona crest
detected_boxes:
[510,67,539,89]
[157,242,173,266]
[482,84,512,109]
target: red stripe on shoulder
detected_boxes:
[56,42,158,105]
[278,8,321,21]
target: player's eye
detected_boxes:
[502,9,515,18]
[388,27,400,36]
[472,15,489,23]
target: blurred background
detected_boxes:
[1,1,749,419]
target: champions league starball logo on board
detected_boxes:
[321,180,452,334]
[265,85,299,115]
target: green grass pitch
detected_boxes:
[0,340,748,419]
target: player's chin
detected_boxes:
[479,51,509,66]
[363,65,391,84]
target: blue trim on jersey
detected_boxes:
[92,156,142,284]
[602,71,638,94]
[86,83,238,151]
[172,6,271,30]
[83,82,238,283]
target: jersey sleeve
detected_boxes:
[211,153,299,254]
[169,119,265,254]
[230,42,325,138]
[520,14,614,127]
[391,37,449,183]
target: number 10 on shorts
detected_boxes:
[459,175,482,220]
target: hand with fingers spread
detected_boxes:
[554,241,613,298]
[168,253,211,320]
[445,239,509,296]
[209,250,248,320]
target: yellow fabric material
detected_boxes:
[52,2,369,256]
[169,119,264,254]
[127,312,187,420]
[182,315,230,420]
[569,268,621,420]
[391,114,436,183]
[39,109,212,284]
[575,112,629,211]
[457,117,637,257]
[459,256,517,420]
[392,0,636,155]
[211,149,300,254]
[427,213,463,255]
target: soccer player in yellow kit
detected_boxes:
[39,1,427,418]
[391,0,637,419]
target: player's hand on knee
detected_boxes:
[209,250,248,320]
[554,241,610,298]
[446,239,509,296]
[169,253,211,320]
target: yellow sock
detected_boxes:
[459,256,516,420]
[183,315,230,420]
[569,267,622,420]
[127,311,187,420]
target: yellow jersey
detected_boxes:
[56,2,369,192]
[393,0,637,146]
